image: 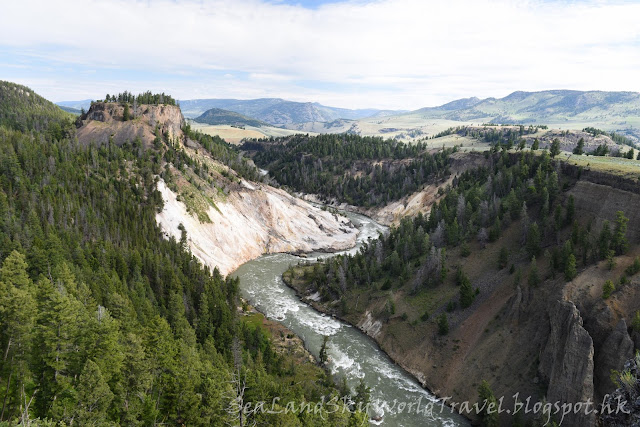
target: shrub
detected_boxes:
[632,311,640,333]
[460,242,471,257]
[625,257,640,276]
[603,280,615,299]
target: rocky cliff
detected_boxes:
[76,102,184,146]
[539,300,595,426]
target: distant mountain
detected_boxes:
[406,90,640,140]
[0,80,72,132]
[179,98,402,125]
[59,106,82,115]
[56,99,93,111]
[415,90,640,119]
[193,108,267,127]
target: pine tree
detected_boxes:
[477,380,499,427]
[73,359,114,425]
[353,378,371,410]
[123,103,130,121]
[599,220,612,259]
[612,211,629,255]
[459,278,476,308]
[526,223,541,258]
[565,195,575,226]
[626,148,634,159]
[0,251,36,420]
[550,138,561,158]
[565,254,577,282]
[498,247,509,270]
[34,277,85,419]
[531,138,539,151]
[319,335,329,365]
[437,313,449,335]
[573,138,585,155]
[528,257,540,287]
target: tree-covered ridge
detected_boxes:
[290,150,629,321]
[194,108,267,128]
[0,81,72,134]
[0,118,363,425]
[583,126,637,148]
[182,123,263,183]
[242,134,454,207]
[102,91,177,106]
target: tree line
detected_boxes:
[102,91,177,106]
[242,134,454,207]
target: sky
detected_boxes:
[1,0,639,110]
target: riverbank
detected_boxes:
[239,300,317,365]
[231,210,467,426]
[281,267,471,412]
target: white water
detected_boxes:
[232,211,469,426]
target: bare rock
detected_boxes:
[539,300,595,426]
[596,320,635,400]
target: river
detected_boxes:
[231,210,469,426]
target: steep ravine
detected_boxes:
[286,175,640,426]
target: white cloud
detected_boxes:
[1,0,639,109]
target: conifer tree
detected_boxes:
[531,138,539,151]
[477,380,499,427]
[612,211,629,255]
[565,254,577,282]
[74,359,114,425]
[528,257,540,287]
[573,138,585,155]
[550,138,561,158]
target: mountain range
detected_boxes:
[178,98,401,125]
[56,90,640,140]
[411,90,640,124]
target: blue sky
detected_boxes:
[1,0,639,109]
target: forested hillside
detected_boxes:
[194,108,266,127]
[242,134,453,207]
[0,81,72,134]
[285,148,640,425]
[290,150,628,303]
[0,86,366,426]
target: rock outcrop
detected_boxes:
[596,320,635,400]
[539,300,595,426]
[77,102,184,147]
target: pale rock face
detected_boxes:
[358,311,383,338]
[156,179,358,276]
